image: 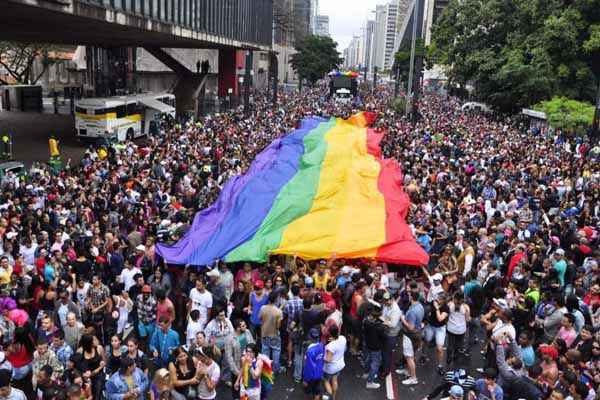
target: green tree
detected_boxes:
[0,42,57,85]
[289,35,342,84]
[393,38,427,84]
[430,0,600,113]
[534,96,595,134]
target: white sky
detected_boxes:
[318,0,390,51]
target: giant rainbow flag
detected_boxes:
[156,113,429,267]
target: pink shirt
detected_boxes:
[156,298,174,323]
[557,327,577,347]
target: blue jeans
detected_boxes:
[382,335,397,375]
[261,336,281,373]
[366,350,382,383]
[293,342,305,381]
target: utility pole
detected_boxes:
[394,65,401,98]
[270,51,278,106]
[243,50,253,116]
[406,0,419,116]
[373,66,378,93]
[592,80,600,142]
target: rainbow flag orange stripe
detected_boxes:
[156,113,429,267]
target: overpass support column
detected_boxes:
[143,47,207,117]
[218,49,238,100]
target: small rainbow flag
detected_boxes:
[156,113,429,267]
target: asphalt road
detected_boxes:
[216,337,486,400]
[0,110,86,166]
[0,110,490,400]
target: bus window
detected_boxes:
[127,102,137,115]
[94,108,107,115]
[116,105,126,118]
[75,106,86,114]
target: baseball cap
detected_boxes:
[142,285,152,293]
[449,385,464,398]
[254,280,264,289]
[341,266,352,274]
[135,244,145,251]
[304,276,314,287]
[555,248,565,256]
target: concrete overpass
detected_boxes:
[1,0,273,50]
[1,0,274,114]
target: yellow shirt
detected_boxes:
[313,272,330,291]
[0,265,12,285]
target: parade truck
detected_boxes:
[329,71,359,103]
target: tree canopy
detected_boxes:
[393,38,427,84]
[289,35,342,84]
[534,96,595,134]
[0,42,57,85]
[430,0,600,112]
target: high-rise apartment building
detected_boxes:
[315,15,330,37]
[362,20,376,73]
[372,1,401,71]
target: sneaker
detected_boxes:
[366,382,381,389]
[361,373,369,379]
[395,368,409,376]
[437,365,445,375]
[294,377,302,384]
[476,368,484,373]
[402,377,419,385]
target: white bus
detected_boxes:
[75,93,176,141]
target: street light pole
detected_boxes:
[592,80,600,142]
[406,0,419,116]
[243,50,253,116]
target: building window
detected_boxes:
[116,105,126,118]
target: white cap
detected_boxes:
[135,245,146,252]
[493,298,509,310]
[555,248,565,256]
[206,268,220,278]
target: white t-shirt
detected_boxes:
[186,319,204,347]
[197,361,220,400]
[189,288,213,327]
[19,243,37,266]
[76,283,90,308]
[491,320,516,343]
[120,267,142,291]
[4,387,27,400]
[324,335,347,375]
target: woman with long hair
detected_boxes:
[75,333,106,400]
[230,281,250,324]
[168,347,197,398]
[105,334,127,375]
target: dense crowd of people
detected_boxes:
[0,81,596,400]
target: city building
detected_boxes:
[310,0,320,34]
[423,0,449,45]
[372,1,402,71]
[362,20,376,74]
[315,15,330,37]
